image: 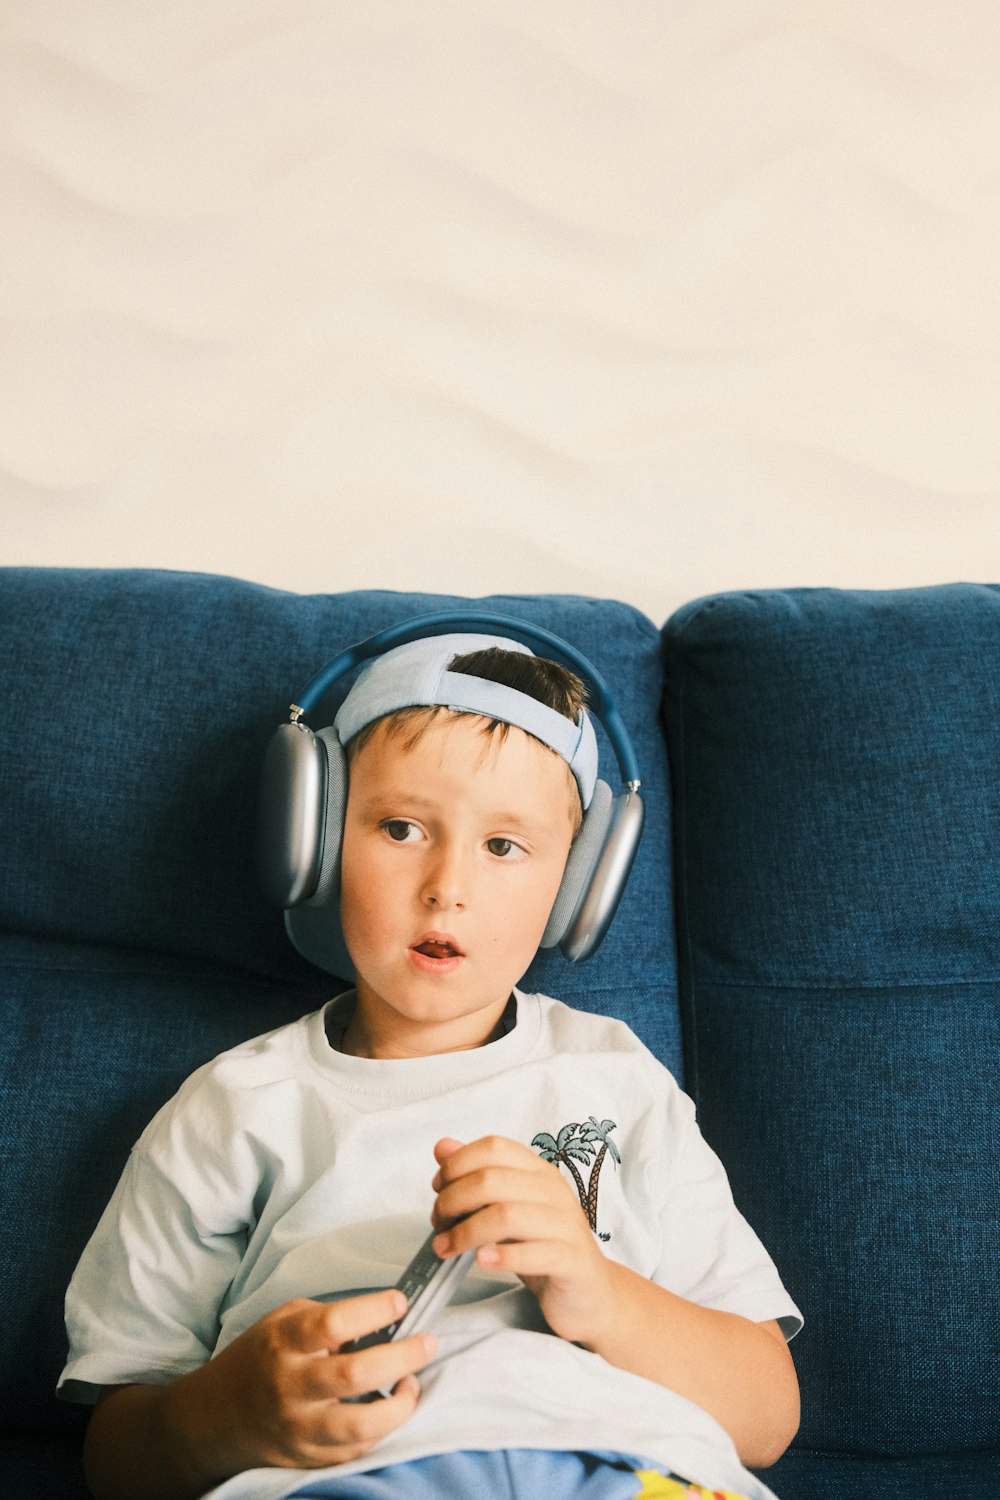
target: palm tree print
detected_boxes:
[577,1117,621,1232]
[531,1123,592,1208]
[532,1117,620,1239]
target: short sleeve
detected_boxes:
[57,1043,270,1408]
[58,1143,249,1403]
[651,1082,803,1341]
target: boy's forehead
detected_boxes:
[357,710,558,776]
[352,712,580,822]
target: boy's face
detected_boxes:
[339,712,578,1058]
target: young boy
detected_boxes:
[60,633,802,1500]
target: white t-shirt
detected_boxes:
[60,990,802,1500]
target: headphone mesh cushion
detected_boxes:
[539,779,613,948]
[284,904,355,980]
[304,728,348,908]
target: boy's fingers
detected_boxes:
[326,1289,411,1349]
[302,1332,437,1403]
[436,1199,580,1258]
[304,1373,423,1461]
[331,1333,438,1401]
[432,1134,535,1189]
[434,1162,571,1231]
[281,1290,407,1353]
[433,1136,465,1162]
[472,1238,565,1279]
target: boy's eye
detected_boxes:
[381,819,421,843]
[486,837,522,859]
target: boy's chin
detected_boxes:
[355,984,514,1051]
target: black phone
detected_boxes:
[344,1228,477,1398]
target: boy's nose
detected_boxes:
[421,844,469,909]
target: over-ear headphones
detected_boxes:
[258,612,644,977]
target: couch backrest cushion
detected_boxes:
[662,583,1000,1456]
[0,568,678,1430]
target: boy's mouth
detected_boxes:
[411,933,464,960]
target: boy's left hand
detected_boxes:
[430,1135,612,1347]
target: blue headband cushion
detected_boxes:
[332,633,599,808]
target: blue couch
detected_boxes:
[1,568,996,1498]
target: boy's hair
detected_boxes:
[344,647,590,831]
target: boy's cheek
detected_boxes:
[339,865,386,945]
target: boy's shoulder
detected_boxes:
[525,991,693,1151]
[134,1006,321,1151]
[189,1006,317,1084]
[528,990,675,1079]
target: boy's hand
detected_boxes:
[170,1291,435,1480]
[430,1135,612,1347]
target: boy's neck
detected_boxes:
[334,992,516,1059]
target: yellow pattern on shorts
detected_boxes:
[631,1470,750,1500]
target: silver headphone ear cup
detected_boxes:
[559,788,644,962]
[539,780,614,949]
[304,728,348,908]
[285,727,356,979]
[257,722,329,908]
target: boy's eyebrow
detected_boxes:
[483,809,555,832]
[354,791,441,814]
[355,790,561,832]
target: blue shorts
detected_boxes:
[290,1449,751,1498]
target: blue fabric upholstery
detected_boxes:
[3,567,997,1496]
[663,584,1000,1497]
[1,1432,91,1497]
[764,1449,1000,1499]
[0,567,676,1481]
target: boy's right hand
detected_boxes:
[135,1291,435,1493]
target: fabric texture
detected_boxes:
[662,583,1000,1464]
[59,990,798,1500]
[761,1448,1000,1499]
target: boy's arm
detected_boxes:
[83,1292,437,1500]
[431,1136,799,1471]
[568,1266,799,1469]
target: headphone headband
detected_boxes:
[291,611,641,790]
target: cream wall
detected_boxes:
[3,2,999,625]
